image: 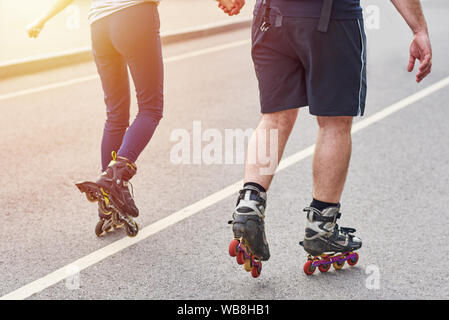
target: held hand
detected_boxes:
[408,31,432,83]
[217,0,245,16]
[27,19,45,38]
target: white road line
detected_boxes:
[2,75,448,300]
[164,39,250,63]
[0,39,251,102]
[0,75,100,102]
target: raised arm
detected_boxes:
[391,0,432,82]
[27,0,74,38]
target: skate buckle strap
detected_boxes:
[303,207,341,223]
[238,186,266,205]
[239,185,261,196]
[340,227,356,235]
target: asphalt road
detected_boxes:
[1,0,449,300]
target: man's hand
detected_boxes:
[408,31,432,83]
[217,0,245,16]
[27,19,45,38]
[391,0,432,83]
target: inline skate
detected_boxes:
[299,206,361,275]
[228,185,269,278]
[76,152,139,237]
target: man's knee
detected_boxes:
[262,108,298,129]
[317,116,353,133]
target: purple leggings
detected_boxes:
[91,3,163,171]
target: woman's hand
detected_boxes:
[26,0,74,38]
[27,19,46,38]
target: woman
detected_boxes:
[28,0,163,237]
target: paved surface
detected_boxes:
[0,0,252,63]
[1,0,449,299]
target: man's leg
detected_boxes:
[229,108,298,266]
[298,19,365,262]
[302,115,361,258]
[229,0,306,273]
[312,116,353,204]
[244,108,299,191]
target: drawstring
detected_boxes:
[260,0,271,32]
[318,0,333,32]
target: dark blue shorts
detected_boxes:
[251,2,367,116]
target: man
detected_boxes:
[219,0,432,277]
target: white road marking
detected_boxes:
[0,75,99,102]
[0,39,251,102]
[2,75,448,300]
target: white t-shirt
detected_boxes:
[88,0,160,25]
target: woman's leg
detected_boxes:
[109,3,163,163]
[91,18,131,171]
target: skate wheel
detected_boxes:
[86,192,97,203]
[333,260,345,270]
[303,260,316,276]
[229,239,240,257]
[125,221,139,237]
[99,200,112,215]
[347,252,359,266]
[95,219,106,237]
[114,222,125,229]
[318,263,331,273]
[98,209,112,219]
[251,264,262,278]
[244,259,252,272]
[236,251,245,265]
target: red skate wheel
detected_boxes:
[318,263,331,273]
[347,252,359,266]
[251,264,262,278]
[303,260,316,276]
[236,251,245,265]
[229,239,240,257]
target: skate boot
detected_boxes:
[228,185,269,278]
[299,206,362,275]
[76,152,139,237]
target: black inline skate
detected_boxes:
[299,206,362,275]
[228,185,269,278]
[76,151,139,237]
